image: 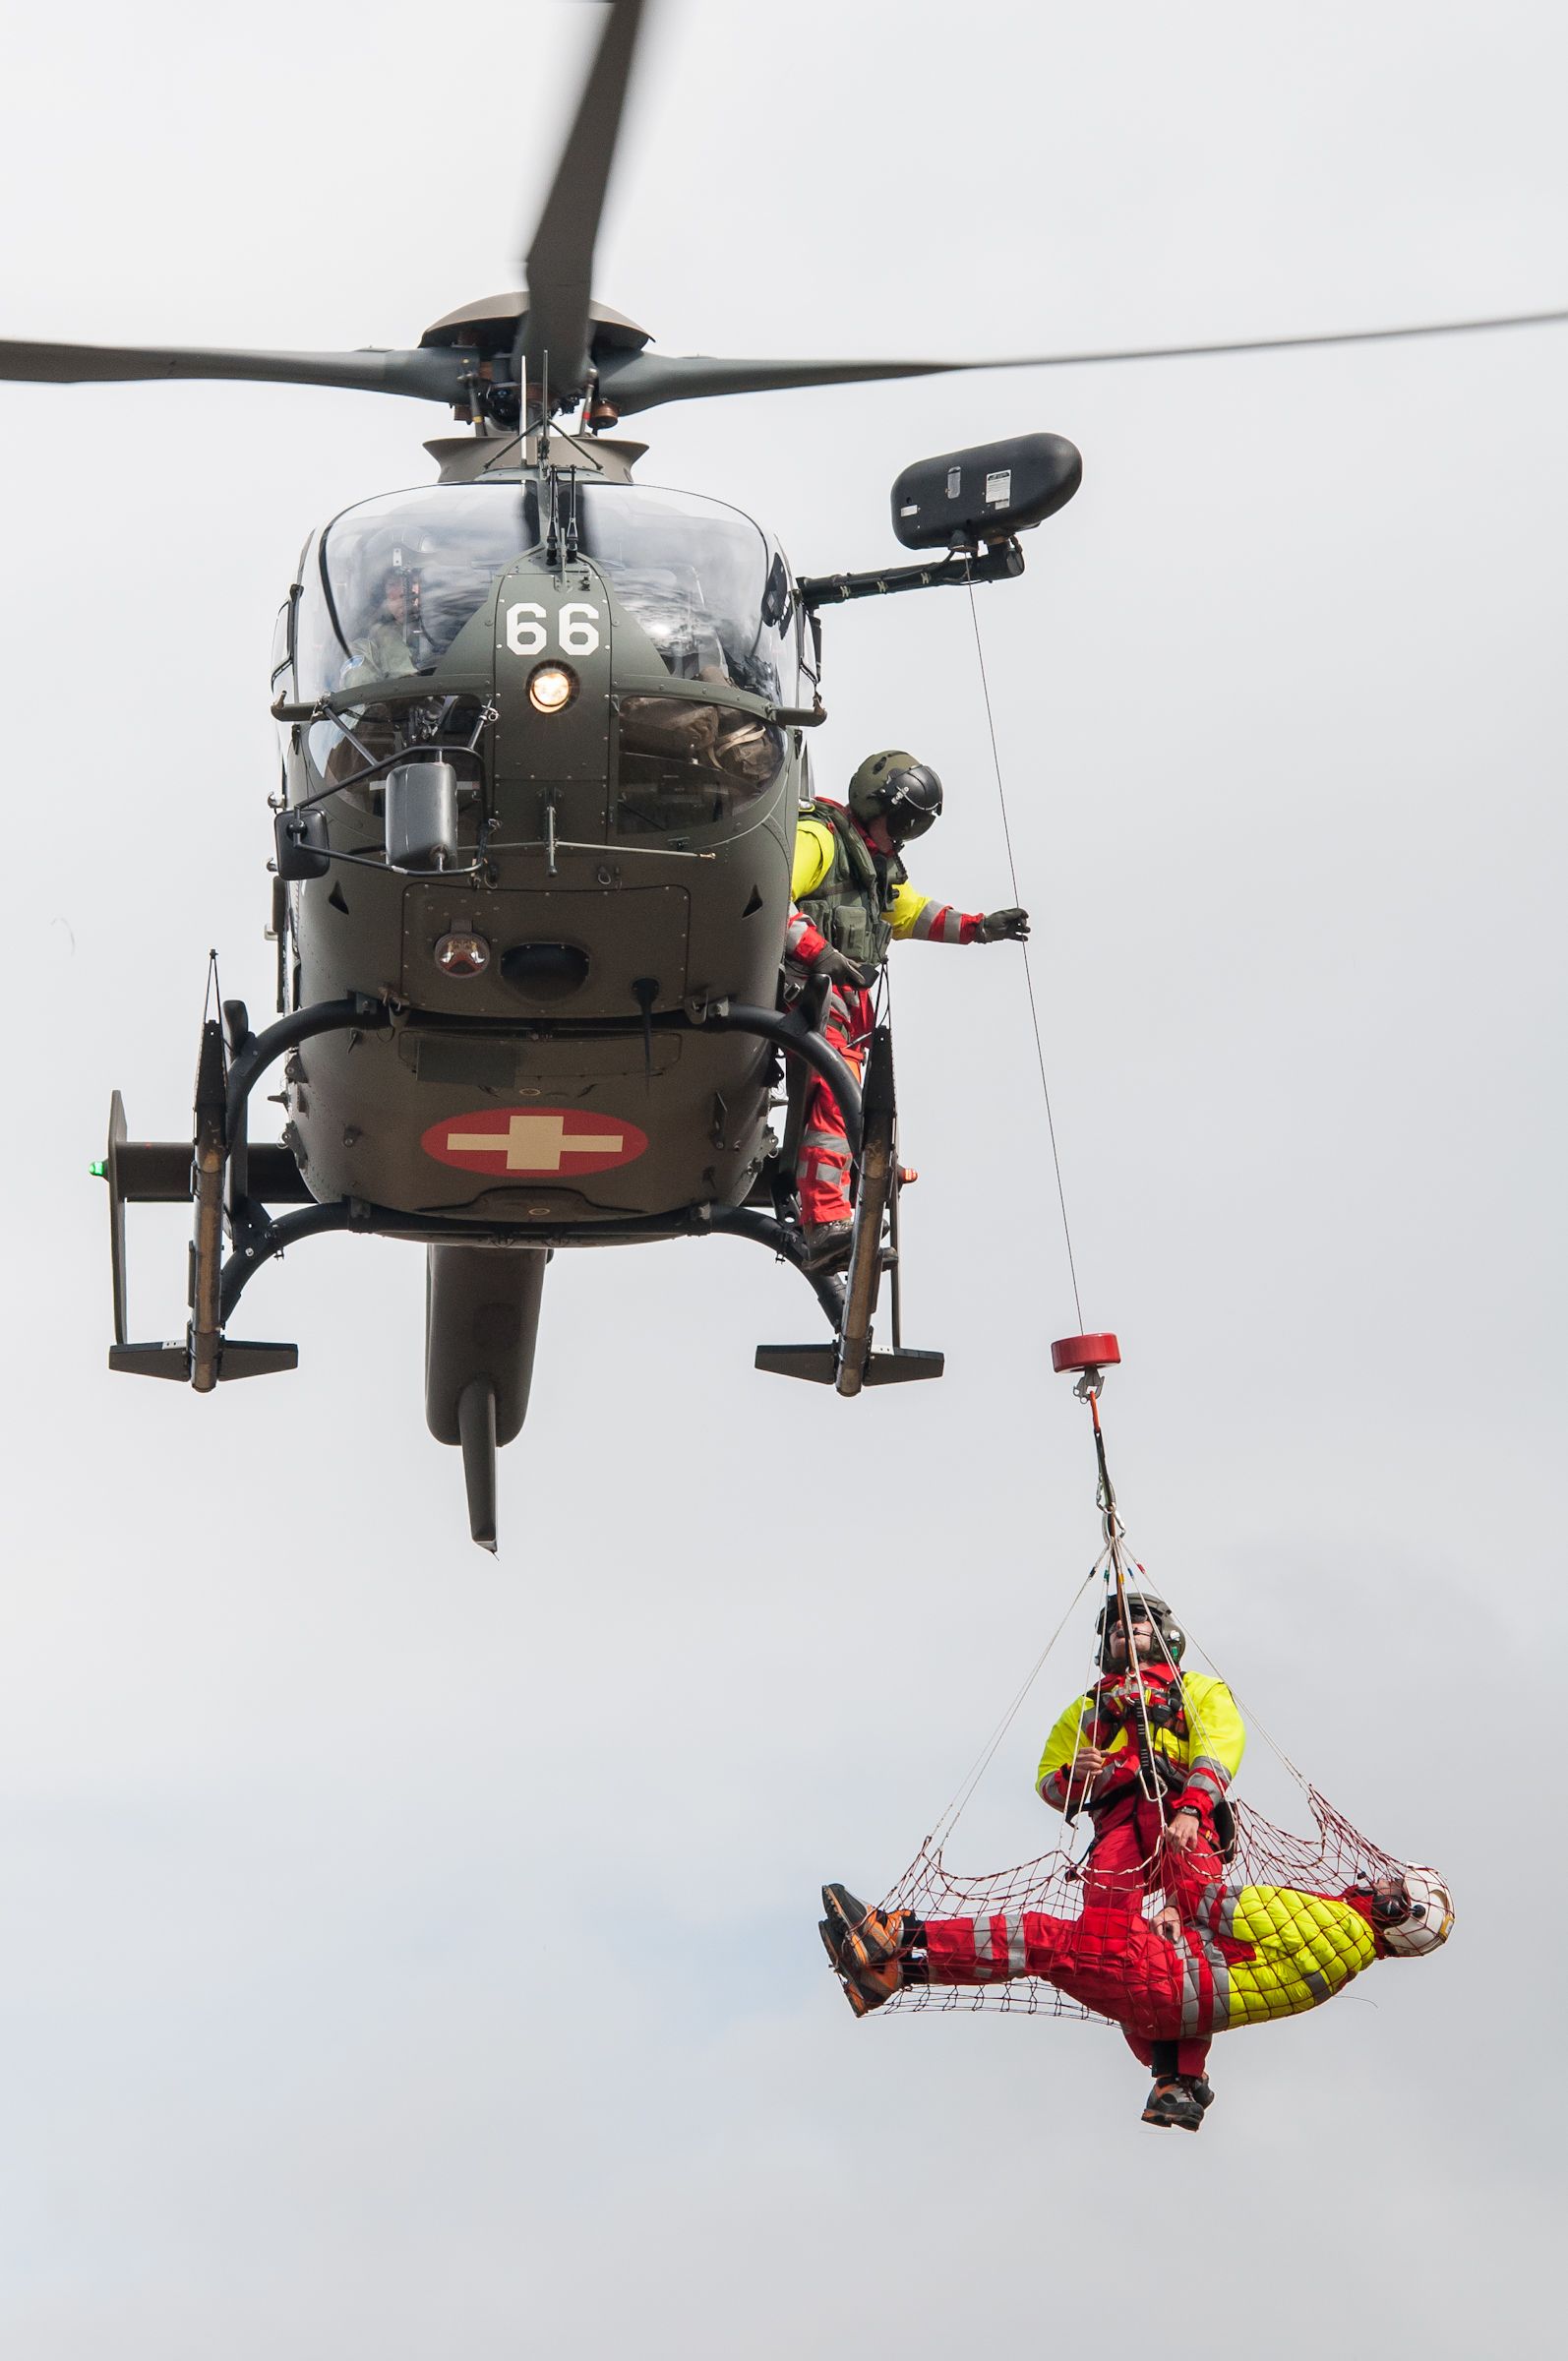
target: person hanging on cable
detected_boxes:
[816,1858,1454,2133]
[1034,1587,1248,2127]
[785,750,1031,1270]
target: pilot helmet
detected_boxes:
[358,532,423,628]
[1096,1588,1186,1671]
[848,750,944,842]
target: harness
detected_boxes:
[1084,1672,1237,1861]
[797,800,907,968]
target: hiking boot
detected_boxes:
[801,1221,854,1272]
[1140,2074,1211,2133]
[821,1883,910,1970]
[818,1919,902,2016]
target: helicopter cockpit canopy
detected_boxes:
[293,480,802,707]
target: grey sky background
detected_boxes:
[1,1,1563,2351]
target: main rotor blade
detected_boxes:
[521,0,646,400]
[0,335,468,402]
[599,305,1568,415]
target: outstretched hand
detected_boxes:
[980,907,1030,942]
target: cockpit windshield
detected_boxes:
[294,479,798,705]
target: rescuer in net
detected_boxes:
[1034,1589,1247,2127]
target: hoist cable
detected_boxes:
[965,578,1085,1330]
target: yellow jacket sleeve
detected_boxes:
[792,818,835,901]
[1174,1674,1246,1816]
[887,879,930,939]
[888,878,984,943]
[1037,1689,1125,1804]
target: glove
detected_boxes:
[811,943,871,988]
[980,907,1030,942]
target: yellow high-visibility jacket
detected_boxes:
[1037,1668,1246,1824]
[789,805,982,962]
[1181,1882,1379,2033]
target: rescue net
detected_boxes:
[879,1786,1405,2028]
[868,1389,1417,2037]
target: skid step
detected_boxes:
[754,1344,944,1387]
[109,1338,299,1382]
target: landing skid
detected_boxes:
[754,1025,944,1394]
[99,987,940,1544]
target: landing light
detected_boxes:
[435,931,490,977]
[528,662,577,714]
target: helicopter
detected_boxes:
[4,0,1559,1551]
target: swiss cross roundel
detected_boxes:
[421,1106,649,1177]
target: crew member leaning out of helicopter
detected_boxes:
[1037,1589,1247,2129]
[785,751,1030,1268]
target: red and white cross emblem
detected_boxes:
[421,1106,648,1177]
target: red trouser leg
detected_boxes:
[1122,2029,1213,2077]
[796,986,870,1225]
[921,1908,1189,2048]
[1081,1798,1220,2078]
[1083,1797,1224,1917]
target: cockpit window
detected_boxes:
[293,478,798,707]
[296,485,538,703]
[576,484,796,701]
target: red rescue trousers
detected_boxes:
[797,982,872,1225]
[1081,1792,1222,1917]
[922,1898,1212,2074]
[973,1790,1227,2078]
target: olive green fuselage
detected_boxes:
[280,531,800,1235]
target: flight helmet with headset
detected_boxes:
[847,750,944,843]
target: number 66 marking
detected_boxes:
[505,600,602,657]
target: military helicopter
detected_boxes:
[5,0,1558,1549]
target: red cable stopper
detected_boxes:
[1051,1332,1121,1374]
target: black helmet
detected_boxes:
[1096,1589,1186,1671]
[847,750,943,842]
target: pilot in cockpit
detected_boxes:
[341,557,426,692]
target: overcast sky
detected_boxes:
[1,2,1563,2352]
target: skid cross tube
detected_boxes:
[225,994,392,1160]
[699,1001,862,1155]
[203,994,861,1351]
[186,994,392,1386]
[217,1193,848,1326]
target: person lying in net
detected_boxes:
[817,1860,1453,2135]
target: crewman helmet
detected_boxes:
[1374,1866,1455,1957]
[1096,1589,1186,1670]
[848,751,944,842]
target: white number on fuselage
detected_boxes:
[504,600,602,658]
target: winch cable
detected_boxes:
[965,573,1084,1331]
[1093,1389,1171,1834]
[924,577,1180,1857]
[894,578,1109,1854]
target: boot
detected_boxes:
[1140,2073,1211,2133]
[818,1919,902,2016]
[821,1883,910,1970]
[801,1221,854,1272]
